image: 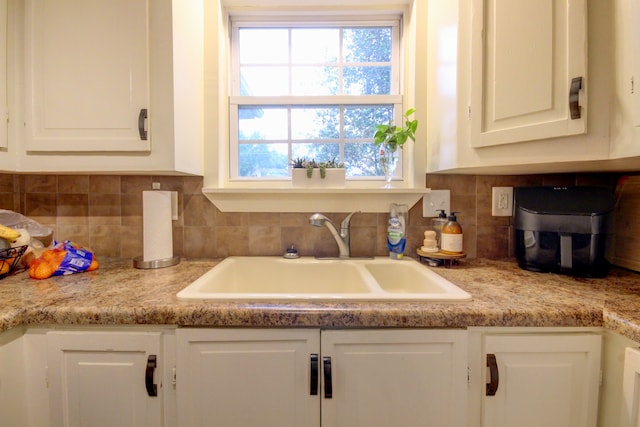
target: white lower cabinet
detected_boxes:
[175,328,468,427]
[46,330,163,427]
[469,330,602,427]
[0,327,28,427]
[622,346,640,427]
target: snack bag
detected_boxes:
[29,240,99,280]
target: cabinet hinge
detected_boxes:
[172,366,177,387]
[632,76,635,95]
[599,369,603,387]
[468,105,472,120]
[467,366,471,384]
[45,365,49,388]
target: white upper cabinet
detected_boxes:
[469,0,587,148]
[25,0,150,153]
[426,0,618,174]
[5,0,204,174]
[0,0,6,151]
[610,0,640,160]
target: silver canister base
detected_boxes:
[133,256,180,269]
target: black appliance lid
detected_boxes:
[514,186,616,215]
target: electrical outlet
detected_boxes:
[492,187,513,216]
[423,189,450,217]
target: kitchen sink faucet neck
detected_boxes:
[309,211,359,258]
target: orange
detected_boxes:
[29,259,55,280]
[0,258,13,275]
[87,257,99,271]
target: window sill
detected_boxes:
[203,186,429,212]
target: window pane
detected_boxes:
[343,28,392,62]
[291,107,340,139]
[344,105,393,139]
[241,67,289,96]
[344,66,391,95]
[292,66,338,95]
[292,143,340,164]
[239,29,289,64]
[239,107,288,140]
[238,143,288,177]
[232,21,400,182]
[344,142,380,177]
[291,29,339,63]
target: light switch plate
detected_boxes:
[423,190,450,217]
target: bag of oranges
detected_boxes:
[29,240,98,280]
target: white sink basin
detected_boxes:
[177,257,471,302]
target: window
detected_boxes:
[229,17,403,183]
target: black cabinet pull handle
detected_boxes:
[486,353,499,396]
[310,354,319,395]
[323,356,332,399]
[138,108,148,140]
[569,77,583,119]
[145,354,158,397]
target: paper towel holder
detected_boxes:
[133,183,181,269]
[133,255,180,269]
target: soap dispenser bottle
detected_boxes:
[431,209,448,250]
[441,212,463,254]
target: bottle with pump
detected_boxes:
[387,203,408,259]
[431,209,448,250]
[440,211,463,254]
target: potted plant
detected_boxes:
[373,108,418,187]
[291,157,345,187]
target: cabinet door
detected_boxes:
[0,329,28,427]
[470,0,587,147]
[321,329,467,427]
[622,347,640,427]
[0,0,6,150]
[47,331,162,427]
[176,328,319,427]
[632,0,640,127]
[483,334,601,427]
[24,0,150,152]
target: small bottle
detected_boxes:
[431,209,448,250]
[441,212,463,254]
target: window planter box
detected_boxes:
[292,168,346,188]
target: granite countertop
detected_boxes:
[1,258,640,342]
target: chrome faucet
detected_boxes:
[309,211,359,258]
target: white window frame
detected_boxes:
[203,0,426,212]
[229,18,403,182]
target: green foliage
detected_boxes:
[373,108,418,152]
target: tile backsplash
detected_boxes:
[0,173,619,260]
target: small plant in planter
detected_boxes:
[291,157,344,179]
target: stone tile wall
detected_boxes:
[0,173,619,260]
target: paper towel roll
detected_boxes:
[143,190,176,262]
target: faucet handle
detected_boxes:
[340,211,360,229]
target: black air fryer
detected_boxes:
[513,186,615,277]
